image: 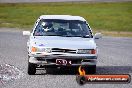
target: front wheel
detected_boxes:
[28,62,36,75]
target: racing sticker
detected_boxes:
[56,59,72,65]
[39,44,45,46]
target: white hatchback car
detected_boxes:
[23,15,102,75]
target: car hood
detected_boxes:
[30,36,96,49]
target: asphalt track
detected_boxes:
[0,0,132,3]
[0,28,132,88]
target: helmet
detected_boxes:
[41,22,53,29]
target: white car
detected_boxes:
[23,15,102,75]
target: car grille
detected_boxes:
[52,48,77,54]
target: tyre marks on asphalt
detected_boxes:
[0,64,24,86]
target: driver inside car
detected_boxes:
[42,22,54,32]
[34,22,55,36]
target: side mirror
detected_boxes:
[23,31,30,36]
[94,33,102,39]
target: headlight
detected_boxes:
[77,49,96,54]
[31,47,51,53]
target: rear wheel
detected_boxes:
[28,62,36,75]
[84,65,96,74]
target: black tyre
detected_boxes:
[84,65,96,74]
[28,62,36,75]
[76,75,87,85]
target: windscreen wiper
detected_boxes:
[60,35,81,37]
[44,34,63,36]
[81,35,90,38]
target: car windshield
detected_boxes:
[33,19,92,38]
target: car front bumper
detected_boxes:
[29,55,97,67]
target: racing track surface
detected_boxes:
[0,28,132,88]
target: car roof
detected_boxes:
[39,15,86,21]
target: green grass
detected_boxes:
[0,2,132,32]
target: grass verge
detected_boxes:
[0,2,132,37]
